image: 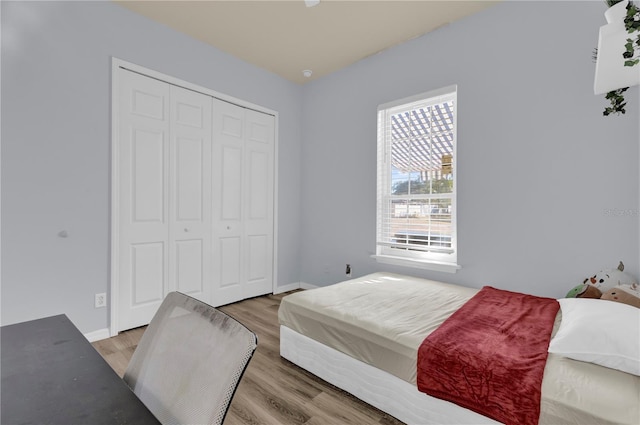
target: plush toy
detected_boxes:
[568,262,640,308]
[566,283,602,299]
[601,283,640,308]
[583,261,637,293]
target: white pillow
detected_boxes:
[548,298,640,376]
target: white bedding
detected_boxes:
[278,272,640,425]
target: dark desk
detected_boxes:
[1,314,160,425]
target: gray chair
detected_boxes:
[123,292,257,425]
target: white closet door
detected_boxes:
[118,70,170,330]
[117,70,213,331]
[212,100,244,305]
[211,99,274,305]
[243,109,275,298]
[169,85,212,304]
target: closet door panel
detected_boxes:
[132,129,165,222]
[131,88,164,120]
[172,135,207,298]
[212,99,245,305]
[243,109,274,298]
[248,150,269,219]
[118,70,170,331]
[175,137,204,221]
[221,113,243,138]
[131,242,165,305]
[219,237,241,287]
[247,235,268,282]
[169,85,212,303]
[211,99,275,306]
[221,146,243,220]
[175,240,204,294]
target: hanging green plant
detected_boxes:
[604,87,629,115]
[623,2,640,66]
[601,0,640,115]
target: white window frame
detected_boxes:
[373,85,461,273]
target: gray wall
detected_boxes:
[299,0,640,297]
[1,0,303,333]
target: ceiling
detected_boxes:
[115,0,499,84]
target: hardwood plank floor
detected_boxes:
[92,293,405,425]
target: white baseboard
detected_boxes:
[87,283,313,341]
[273,282,319,295]
[274,281,319,293]
[84,328,110,342]
[274,282,302,294]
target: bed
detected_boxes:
[278,272,640,425]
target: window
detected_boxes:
[375,85,459,272]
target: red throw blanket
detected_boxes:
[417,286,559,425]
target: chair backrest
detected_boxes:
[123,292,257,425]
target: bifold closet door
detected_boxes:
[211,99,274,306]
[117,69,212,331]
[168,85,212,306]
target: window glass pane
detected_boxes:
[390,138,411,174]
[407,171,424,194]
[388,197,452,251]
[389,102,454,196]
[431,176,453,194]
[391,167,409,195]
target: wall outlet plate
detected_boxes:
[95,293,107,308]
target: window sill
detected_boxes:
[371,254,461,274]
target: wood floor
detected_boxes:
[92,292,405,425]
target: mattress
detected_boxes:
[280,325,499,425]
[279,272,475,384]
[278,272,640,425]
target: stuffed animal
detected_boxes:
[567,262,640,308]
[566,283,602,299]
[583,261,637,293]
[601,283,640,308]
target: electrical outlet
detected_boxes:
[95,293,107,308]
[346,264,351,277]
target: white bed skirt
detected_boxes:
[279,325,499,425]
